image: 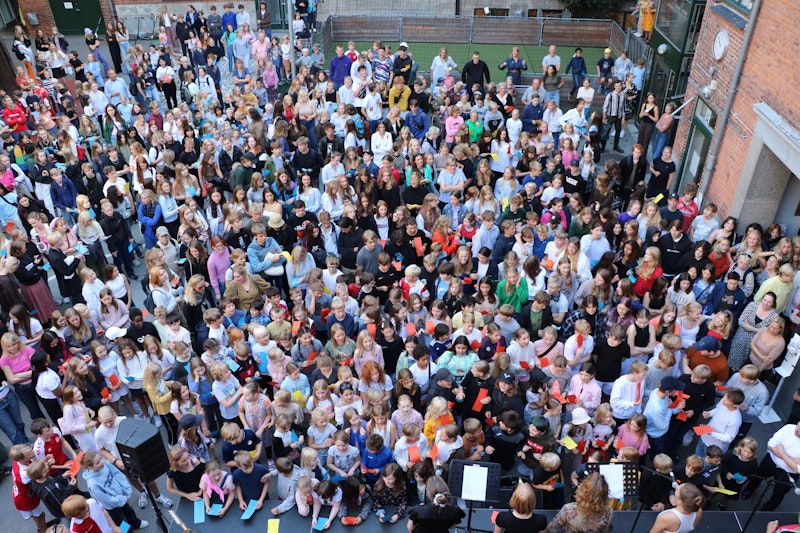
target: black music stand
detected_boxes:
[448,460,502,533]
[585,462,640,532]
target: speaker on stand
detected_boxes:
[116,417,170,533]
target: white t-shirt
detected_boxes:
[70,498,114,533]
[35,368,61,399]
[212,376,241,419]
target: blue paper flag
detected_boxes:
[193,499,205,524]
[177,257,187,265]
[75,244,88,255]
[42,263,51,271]
[119,521,131,533]
[290,430,299,443]
[241,499,258,520]
[187,186,197,198]
[732,473,746,482]
[209,503,223,516]
[128,243,134,253]
[312,518,327,531]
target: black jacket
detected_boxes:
[471,257,499,284]
[99,211,133,250]
[618,154,648,192]
[338,229,364,270]
[462,60,491,89]
[518,302,555,339]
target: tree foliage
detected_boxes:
[562,0,626,19]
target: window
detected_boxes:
[655,0,693,48]
[725,0,752,13]
[474,8,509,16]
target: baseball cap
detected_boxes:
[498,371,515,384]
[434,368,454,383]
[178,414,204,430]
[437,77,445,84]
[243,152,257,163]
[692,336,721,352]
[668,192,680,200]
[660,376,686,391]
[105,327,127,341]
[398,42,408,50]
[156,226,169,237]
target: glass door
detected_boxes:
[678,98,716,193]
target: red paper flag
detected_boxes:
[676,411,688,421]
[614,439,622,450]
[413,236,424,257]
[109,373,121,388]
[693,425,714,435]
[406,323,417,336]
[485,416,495,426]
[635,381,642,403]
[595,440,607,448]
[715,384,728,392]
[5,221,13,234]
[66,451,84,478]
[320,308,331,320]
[576,440,587,453]
[439,414,452,426]
[567,394,578,404]
[429,443,439,461]
[100,387,110,399]
[425,321,436,334]
[292,320,302,336]
[519,360,532,370]
[472,388,489,412]
[553,392,567,404]
[342,517,358,525]
[379,240,386,248]
[142,309,150,317]
[341,357,354,366]
[408,445,421,464]
[470,339,481,350]
[496,345,506,353]
[539,356,550,367]
[491,511,499,524]
[576,333,584,348]
[668,391,689,409]
[367,324,377,338]
[307,351,317,363]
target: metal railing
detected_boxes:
[316,15,621,49]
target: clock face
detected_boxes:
[713,29,730,60]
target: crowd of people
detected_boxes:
[1,6,800,533]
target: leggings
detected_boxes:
[160,413,180,445]
[162,81,178,110]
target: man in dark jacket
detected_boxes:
[461,51,490,96]
[218,137,243,180]
[703,271,746,319]
[291,137,324,183]
[337,217,363,271]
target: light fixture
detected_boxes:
[657,43,668,55]
[701,85,713,98]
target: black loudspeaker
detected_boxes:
[115,417,169,483]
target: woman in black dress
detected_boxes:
[105,23,122,73]
[494,482,547,533]
[407,476,465,533]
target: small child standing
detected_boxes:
[360,434,393,486]
[61,494,120,533]
[81,451,148,528]
[200,460,236,517]
[31,417,77,475]
[232,451,270,512]
[530,452,565,510]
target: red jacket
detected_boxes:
[2,105,27,133]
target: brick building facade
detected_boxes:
[673,0,800,234]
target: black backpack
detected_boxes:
[12,41,25,61]
[180,82,193,105]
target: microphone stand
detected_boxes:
[740,474,795,533]
[629,464,674,533]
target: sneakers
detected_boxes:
[154,416,162,427]
[138,491,148,508]
[620,130,626,138]
[156,495,173,507]
[53,296,63,306]
[682,431,694,447]
[138,520,149,529]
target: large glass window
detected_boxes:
[655,0,693,48]
[724,0,752,13]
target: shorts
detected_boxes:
[130,387,146,398]
[19,503,44,520]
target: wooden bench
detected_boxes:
[540,21,611,47]
[402,19,470,44]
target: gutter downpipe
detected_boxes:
[697,0,763,203]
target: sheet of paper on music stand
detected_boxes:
[599,464,625,499]
[461,464,488,501]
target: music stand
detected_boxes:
[585,462,640,533]
[448,460,501,533]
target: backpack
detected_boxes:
[180,81,193,105]
[143,289,157,314]
[12,41,25,61]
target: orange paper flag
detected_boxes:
[715,384,728,392]
[367,324,377,339]
[392,261,402,271]
[109,374,121,388]
[142,309,150,317]
[676,411,689,421]
[413,236,424,256]
[668,391,690,409]
[100,387,110,399]
[66,451,84,478]
[539,356,550,367]
[406,323,417,336]
[320,308,331,320]
[292,321,302,336]
[576,333,584,348]
[491,511,499,524]
[342,517,358,525]
[425,321,436,334]
[693,425,714,435]
[439,414,452,426]
[307,352,317,363]
[429,443,439,461]
[408,445,421,464]
[472,388,489,412]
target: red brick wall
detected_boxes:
[24,0,56,31]
[676,2,800,218]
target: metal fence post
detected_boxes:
[538,18,545,46]
[469,16,474,45]
[399,15,403,42]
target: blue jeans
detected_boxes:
[695,439,708,459]
[144,85,162,112]
[301,119,318,151]
[0,389,29,444]
[570,74,583,96]
[226,45,236,72]
[546,89,560,106]
[652,129,669,160]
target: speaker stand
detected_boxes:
[142,480,169,533]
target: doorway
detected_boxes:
[48,0,104,34]
[678,98,716,193]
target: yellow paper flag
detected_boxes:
[268,519,280,533]
[501,197,509,211]
[490,153,499,162]
[653,193,664,204]
[561,436,578,450]
[713,487,737,496]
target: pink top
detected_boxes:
[445,116,465,143]
[207,248,232,295]
[616,423,650,456]
[567,374,602,414]
[0,346,37,383]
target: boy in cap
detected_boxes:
[428,368,465,406]
[682,337,729,387]
[643,375,686,459]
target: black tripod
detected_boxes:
[740,474,796,533]
[134,473,169,533]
